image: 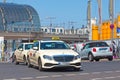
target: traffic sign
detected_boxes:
[110,24,114,29]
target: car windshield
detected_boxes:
[40,42,70,49]
[25,44,33,50]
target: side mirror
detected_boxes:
[19,48,23,51]
[81,48,83,51]
[33,46,38,50]
[70,46,75,50]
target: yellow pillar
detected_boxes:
[92,24,99,40]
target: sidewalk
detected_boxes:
[0,59,12,63]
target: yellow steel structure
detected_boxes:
[92,24,99,40]
[92,14,120,40]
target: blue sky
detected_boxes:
[0,0,120,29]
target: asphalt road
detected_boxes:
[0,60,120,80]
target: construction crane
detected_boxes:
[3,0,6,3]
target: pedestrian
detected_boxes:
[111,41,117,59]
[10,52,14,63]
[117,41,120,58]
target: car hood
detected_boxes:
[40,49,79,56]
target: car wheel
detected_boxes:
[88,54,94,62]
[74,68,80,71]
[38,58,43,71]
[108,56,113,61]
[23,56,27,65]
[27,57,32,68]
[95,58,100,62]
[14,55,19,65]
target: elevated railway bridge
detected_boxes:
[0,31,88,52]
[0,31,88,43]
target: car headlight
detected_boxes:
[43,55,52,60]
[74,55,80,60]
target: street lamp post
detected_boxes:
[87,0,91,40]
[97,0,102,40]
[109,0,114,41]
[28,16,33,43]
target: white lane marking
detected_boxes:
[91,78,102,80]
[36,76,49,79]
[79,73,89,75]
[115,70,120,72]
[92,76,120,80]
[91,72,101,74]
[104,71,113,73]
[3,70,120,80]
[104,76,115,79]
[20,77,33,80]
[3,79,17,80]
[51,75,62,77]
[117,76,120,77]
[65,74,76,76]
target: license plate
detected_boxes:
[99,48,107,52]
[99,48,107,50]
[59,62,69,66]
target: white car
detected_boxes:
[27,40,81,71]
[80,41,113,62]
[69,42,85,53]
[14,42,33,65]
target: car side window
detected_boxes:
[25,44,33,50]
[33,42,39,49]
[82,44,89,50]
[18,44,23,49]
[84,44,89,49]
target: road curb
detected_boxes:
[82,58,120,62]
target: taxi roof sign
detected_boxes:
[33,40,38,42]
[52,36,60,40]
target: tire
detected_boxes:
[38,58,44,71]
[27,57,32,68]
[95,58,100,62]
[108,56,113,61]
[88,54,94,62]
[23,56,27,65]
[74,68,80,71]
[14,55,19,65]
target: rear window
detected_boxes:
[89,42,108,48]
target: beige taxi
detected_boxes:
[27,40,81,71]
[14,42,33,65]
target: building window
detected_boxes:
[60,29,63,33]
[57,29,59,32]
[41,29,43,31]
[52,29,56,32]
[45,29,47,32]
[79,30,82,34]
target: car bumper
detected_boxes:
[93,52,113,58]
[42,59,81,69]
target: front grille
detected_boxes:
[53,55,74,62]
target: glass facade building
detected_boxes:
[0,3,40,32]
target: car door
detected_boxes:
[15,44,23,61]
[19,44,24,61]
[80,44,89,58]
[33,50,39,65]
[30,42,39,65]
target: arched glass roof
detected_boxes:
[0,3,40,32]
